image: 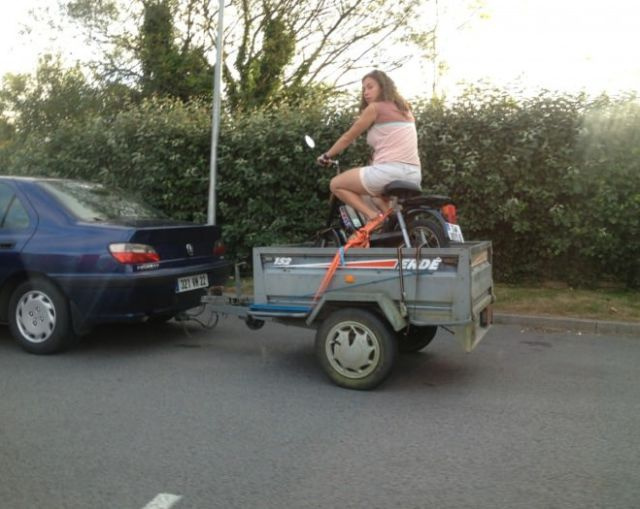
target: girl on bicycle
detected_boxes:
[317,70,421,223]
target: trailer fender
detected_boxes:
[306,292,407,331]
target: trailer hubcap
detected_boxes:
[325,321,380,379]
[15,291,56,343]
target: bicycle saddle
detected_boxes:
[404,194,455,208]
[382,180,422,199]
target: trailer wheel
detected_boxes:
[315,308,397,390]
[245,316,265,330]
[397,325,438,353]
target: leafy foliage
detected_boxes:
[416,90,640,286]
[563,97,640,287]
[1,87,639,287]
[0,56,108,138]
[416,89,585,282]
[56,0,438,109]
[224,5,296,110]
[138,0,213,101]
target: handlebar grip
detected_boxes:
[317,157,338,168]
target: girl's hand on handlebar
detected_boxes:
[317,153,333,166]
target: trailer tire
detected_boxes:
[315,308,397,390]
[397,325,438,353]
[245,316,265,330]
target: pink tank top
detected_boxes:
[366,101,420,166]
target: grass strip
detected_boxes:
[494,284,640,323]
[225,278,640,323]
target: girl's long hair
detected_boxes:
[359,70,412,114]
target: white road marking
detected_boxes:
[141,493,182,509]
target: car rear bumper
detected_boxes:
[53,260,231,324]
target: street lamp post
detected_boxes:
[208,0,225,225]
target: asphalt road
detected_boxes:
[1,316,639,509]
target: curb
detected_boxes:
[494,313,640,337]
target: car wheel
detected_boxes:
[315,308,397,390]
[397,325,438,353]
[8,278,75,354]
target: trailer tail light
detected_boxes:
[109,243,160,264]
[441,204,458,224]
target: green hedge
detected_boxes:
[2,92,639,287]
[416,90,640,287]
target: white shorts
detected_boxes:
[359,162,422,196]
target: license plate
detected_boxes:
[446,223,464,243]
[176,273,209,293]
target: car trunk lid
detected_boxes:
[129,224,222,263]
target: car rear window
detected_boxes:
[37,180,167,222]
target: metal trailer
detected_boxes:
[203,241,494,390]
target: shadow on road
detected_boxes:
[0,319,215,355]
[0,320,480,390]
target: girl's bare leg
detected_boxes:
[371,196,390,213]
[330,168,380,221]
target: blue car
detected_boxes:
[0,177,230,354]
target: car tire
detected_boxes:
[8,278,76,354]
[315,308,397,390]
[397,325,438,353]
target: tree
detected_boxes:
[0,53,143,147]
[223,2,296,110]
[0,56,101,138]
[51,0,440,109]
[138,0,213,100]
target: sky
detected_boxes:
[1,0,639,99]
[1,1,44,73]
[396,0,640,99]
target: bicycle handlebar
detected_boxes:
[316,154,339,168]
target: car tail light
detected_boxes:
[441,204,458,224]
[213,240,226,256]
[109,243,160,264]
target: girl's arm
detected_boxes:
[323,103,377,159]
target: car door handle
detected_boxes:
[0,242,15,249]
